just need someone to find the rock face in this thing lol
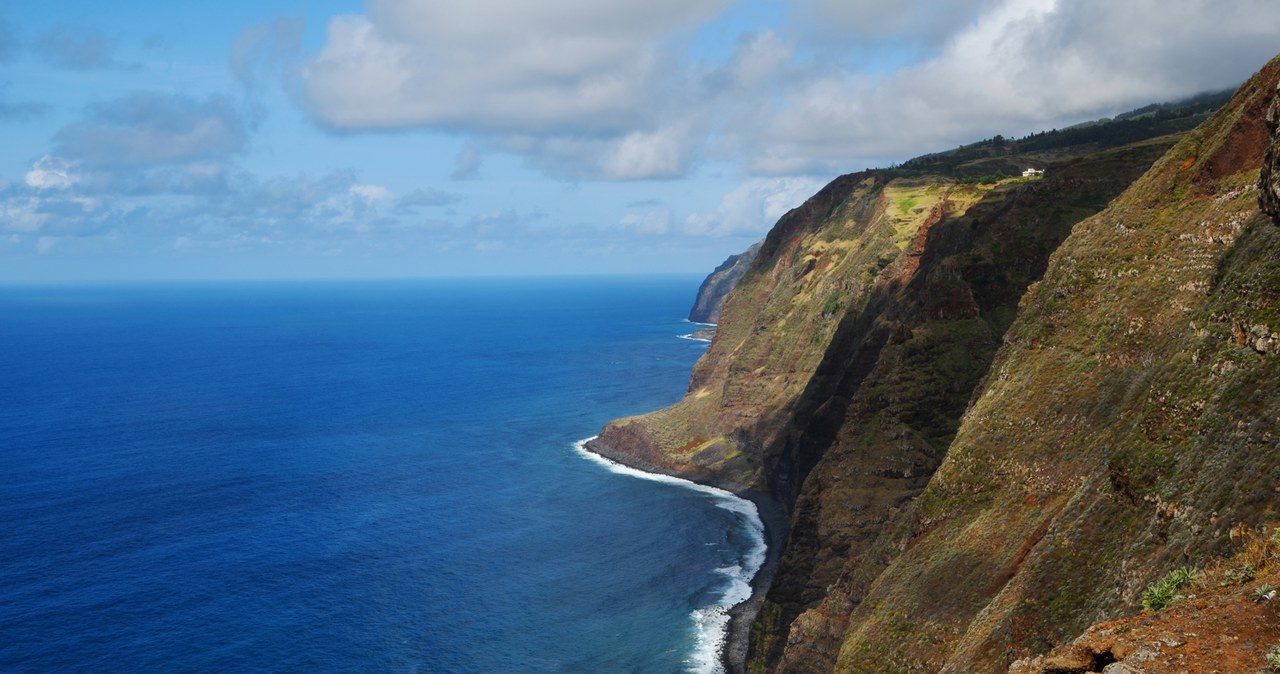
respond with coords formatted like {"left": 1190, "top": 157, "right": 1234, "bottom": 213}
{"left": 752, "top": 136, "right": 1180, "bottom": 674}
{"left": 820, "top": 55, "right": 1280, "bottom": 673}
{"left": 1010, "top": 552, "right": 1280, "bottom": 674}
{"left": 591, "top": 172, "right": 1001, "bottom": 492}
{"left": 595, "top": 53, "right": 1280, "bottom": 674}
{"left": 1262, "top": 81, "right": 1280, "bottom": 223}
{"left": 689, "top": 242, "right": 762, "bottom": 324}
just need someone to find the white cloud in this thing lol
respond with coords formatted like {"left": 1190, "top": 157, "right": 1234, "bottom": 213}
{"left": 300, "top": 0, "right": 728, "bottom": 133}
{"left": 299, "top": 0, "right": 735, "bottom": 179}
{"left": 25, "top": 156, "right": 78, "bottom": 190}
{"left": 1, "top": 197, "right": 49, "bottom": 232}
{"left": 600, "top": 128, "right": 694, "bottom": 181}
{"left": 295, "top": 0, "right": 1280, "bottom": 181}
{"left": 619, "top": 209, "right": 672, "bottom": 236}
{"left": 683, "top": 177, "right": 823, "bottom": 237}
{"left": 743, "top": 0, "right": 1280, "bottom": 174}
{"left": 350, "top": 183, "right": 392, "bottom": 202}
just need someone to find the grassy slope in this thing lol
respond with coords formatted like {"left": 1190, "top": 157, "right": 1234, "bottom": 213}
{"left": 827, "top": 55, "right": 1280, "bottom": 674}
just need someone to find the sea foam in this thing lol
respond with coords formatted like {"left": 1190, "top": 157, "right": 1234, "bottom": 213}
{"left": 574, "top": 437, "right": 767, "bottom": 674}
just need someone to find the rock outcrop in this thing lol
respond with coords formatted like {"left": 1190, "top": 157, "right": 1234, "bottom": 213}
{"left": 596, "top": 52, "right": 1280, "bottom": 674}
{"left": 1262, "top": 80, "right": 1280, "bottom": 223}
{"left": 1010, "top": 530, "right": 1280, "bottom": 674}
{"left": 690, "top": 242, "right": 762, "bottom": 324}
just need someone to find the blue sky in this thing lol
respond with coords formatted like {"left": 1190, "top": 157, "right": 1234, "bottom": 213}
{"left": 2, "top": 0, "right": 1279, "bottom": 281}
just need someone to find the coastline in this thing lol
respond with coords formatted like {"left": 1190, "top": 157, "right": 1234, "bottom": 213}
{"left": 578, "top": 436, "right": 788, "bottom": 674}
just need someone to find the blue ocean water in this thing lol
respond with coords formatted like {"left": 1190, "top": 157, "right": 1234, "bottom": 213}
{"left": 0, "top": 278, "right": 761, "bottom": 673}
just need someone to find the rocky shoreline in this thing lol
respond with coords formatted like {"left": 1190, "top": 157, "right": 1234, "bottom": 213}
{"left": 583, "top": 437, "right": 788, "bottom": 674}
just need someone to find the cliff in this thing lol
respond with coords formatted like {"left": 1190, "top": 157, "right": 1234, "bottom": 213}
{"left": 593, "top": 53, "right": 1280, "bottom": 674}
{"left": 690, "top": 242, "right": 762, "bottom": 324}
{"left": 810, "top": 56, "right": 1280, "bottom": 673}
{"left": 590, "top": 171, "right": 1002, "bottom": 493}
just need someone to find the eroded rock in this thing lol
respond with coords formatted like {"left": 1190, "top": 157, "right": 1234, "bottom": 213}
{"left": 1261, "top": 81, "right": 1280, "bottom": 223}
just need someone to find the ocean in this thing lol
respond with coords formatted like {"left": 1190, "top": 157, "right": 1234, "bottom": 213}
{"left": 0, "top": 278, "right": 764, "bottom": 673}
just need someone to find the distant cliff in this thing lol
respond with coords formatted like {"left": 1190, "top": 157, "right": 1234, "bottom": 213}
{"left": 593, "top": 53, "right": 1280, "bottom": 674}
{"left": 689, "top": 242, "right": 761, "bottom": 324}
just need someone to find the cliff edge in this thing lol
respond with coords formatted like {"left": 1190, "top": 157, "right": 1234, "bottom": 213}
{"left": 690, "top": 243, "right": 762, "bottom": 324}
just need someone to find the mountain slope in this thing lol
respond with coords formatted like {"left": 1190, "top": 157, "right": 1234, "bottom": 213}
{"left": 821, "top": 55, "right": 1280, "bottom": 674}
{"left": 591, "top": 53, "right": 1280, "bottom": 674}
{"left": 749, "top": 134, "right": 1180, "bottom": 674}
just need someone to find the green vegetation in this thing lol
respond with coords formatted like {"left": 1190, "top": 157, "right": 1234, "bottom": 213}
{"left": 1266, "top": 644, "right": 1280, "bottom": 671}
{"left": 957, "top": 171, "right": 1011, "bottom": 185}
{"left": 1141, "top": 567, "right": 1197, "bottom": 611}
{"left": 1254, "top": 584, "right": 1276, "bottom": 602}
{"left": 889, "top": 89, "right": 1231, "bottom": 179}
{"left": 821, "top": 292, "right": 842, "bottom": 317}
{"left": 1222, "top": 564, "right": 1257, "bottom": 585}
{"left": 747, "top": 600, "right": 782, "bottom": 674}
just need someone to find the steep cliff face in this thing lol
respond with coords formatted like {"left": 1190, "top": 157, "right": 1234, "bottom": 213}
{"left": 690, "top": 243, "right": 762, "bottom": 324}
{"left": 750, "top": 136, "right": 1178, "bottom": 673}
{"left": 817, "top": 56, "right": 1280, "bottom": 673}
{"left": 590, "top": 174, "right": 1001, "bottom": 492}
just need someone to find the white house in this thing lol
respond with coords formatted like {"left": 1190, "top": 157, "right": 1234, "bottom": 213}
{"left": 1022, "top": 167, "right": 1045, "bottom": 177}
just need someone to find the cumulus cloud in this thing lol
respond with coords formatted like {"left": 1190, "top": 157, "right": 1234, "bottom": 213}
{"left": 744, "top": 0, "right": 1280, "bottom": 174}
{"left": 683, "top": 177, "right": 823, "bottom": 237}
{"left": 301, "top": 0, "right": 728, "bottom": 133}
{"left": 293, "top": 0, "right": 1280, "bottom": 182}
{"left": 34, "top": 23, "right": 120, "bottom": 70}
{"left": 493, "top": 124, "right": 700, "bottom": 180}
{"left": 299, "top": 0, "right": 735, "bottom": 179}
{"left": 25, "top": 156, "right": 78, "bottom": 190}
{"left": 54, "top": 92, "right": 251, "bottom": 168}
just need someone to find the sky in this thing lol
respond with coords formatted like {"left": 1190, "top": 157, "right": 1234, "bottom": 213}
{"left": 2, "top": 0, "right": 1279, "bottom": 281}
